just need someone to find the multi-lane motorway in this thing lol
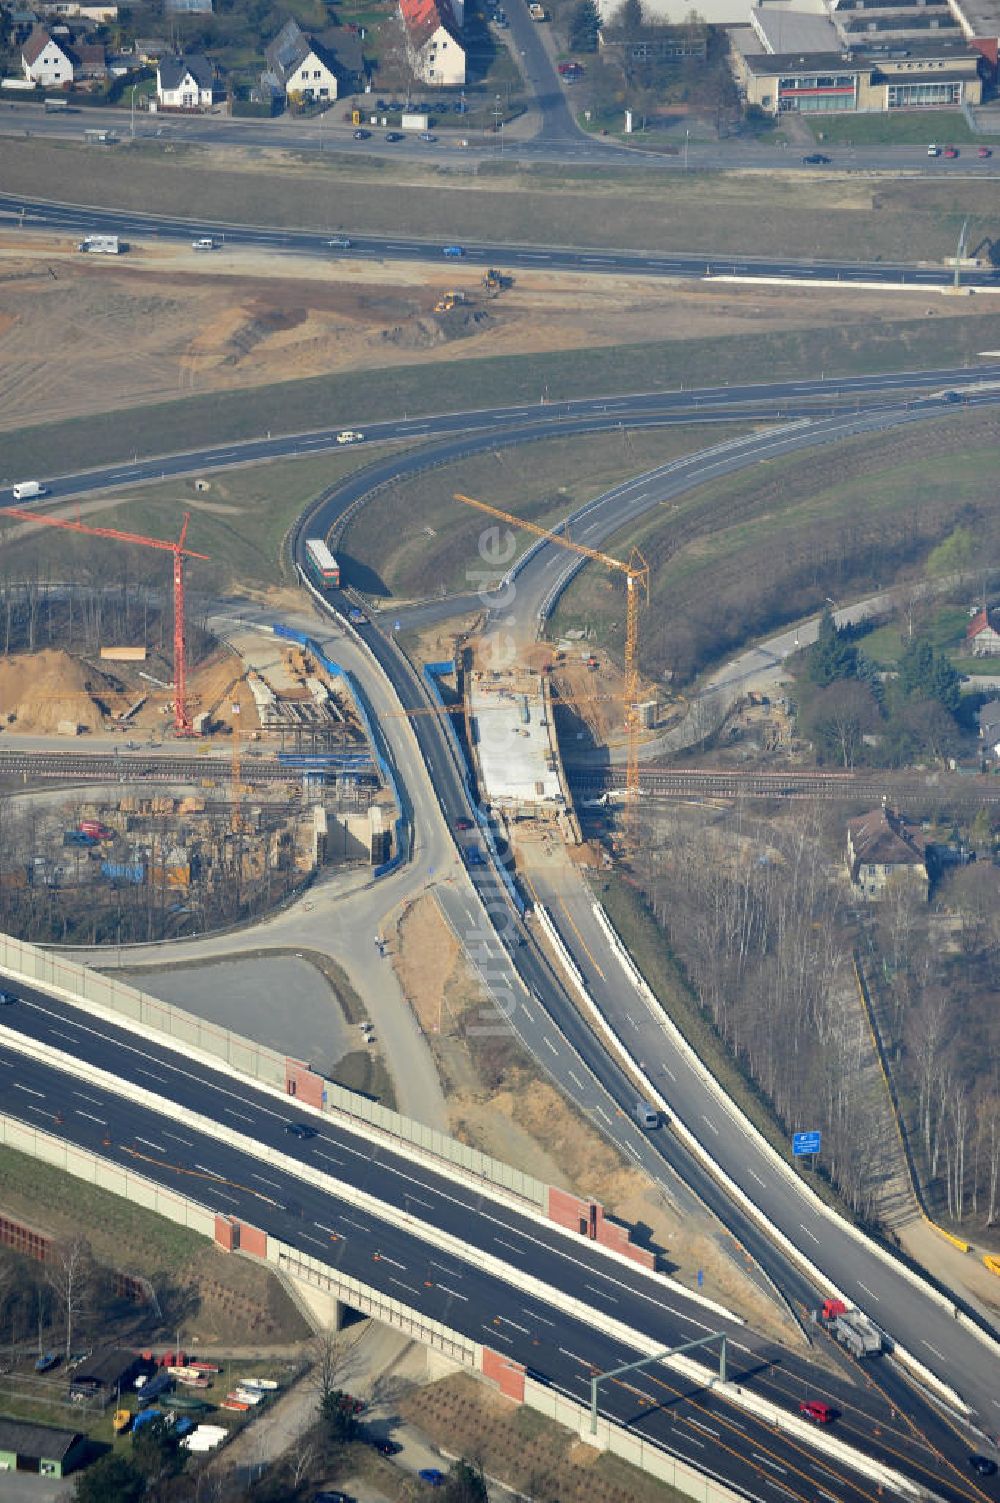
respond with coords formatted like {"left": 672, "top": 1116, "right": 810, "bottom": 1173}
{"left": 2, "top": 192, "right": 999, "bottom": 290}
{"left": 0, "top": 982, "right": 993, "bottom": 1503}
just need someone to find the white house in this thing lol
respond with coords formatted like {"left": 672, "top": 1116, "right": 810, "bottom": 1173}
{"left": 156, "top": 53, "right": 214, "bottom": 109}
{"left": 399, "top": 0, "right": 465, "bottom": 85}
{"left": 22, "top": 26, "right": 75, "bottom": 85}
{"left": 264, "top": 19, "right": 340, "bottom": 102}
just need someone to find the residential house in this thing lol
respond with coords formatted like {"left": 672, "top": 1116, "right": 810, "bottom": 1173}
{"left": 70, "top": 38, "right": 107, "bottom": 79}
{"left": 966, "top": 606, "right": 1000, "bottom": 656}
{"left": 156, "top": 52, "right": 215, "bottom": 108}
{"left": 36, "top": 2, "right": 118, "bottom": 18}
{"left": 263, "top": 19, "right": 340, "bottom": 103}
{"left": 846, "top": 805, "right": 928, "bottom": 900}
{"left": 977, "top": 699, "right": 1000, "bottom": 758}
{"left": 21, "top": 25, "right": 74, "bottom": 84}
{"left": 399, "top": 0, "right": 465, "bottom": 86}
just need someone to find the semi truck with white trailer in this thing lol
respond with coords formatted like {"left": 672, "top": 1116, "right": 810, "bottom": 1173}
{"left": 78, "top": 235, "right": 124, "bottom": 255}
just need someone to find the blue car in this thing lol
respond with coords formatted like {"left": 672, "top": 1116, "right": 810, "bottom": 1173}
{"left": 419, "top": 1469, "right": 445, "bottom": 1488}
{"left": 442, "top": 245, "right": 464, "bottom": 258}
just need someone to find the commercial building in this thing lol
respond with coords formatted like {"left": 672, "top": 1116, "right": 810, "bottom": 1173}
{"left": 731, "top": 31, "right": 983, "bottom": 110}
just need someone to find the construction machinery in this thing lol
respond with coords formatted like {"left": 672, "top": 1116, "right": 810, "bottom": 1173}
{"left": 0, "top": 508, "right": 208, "bottom": 735}
{"left": 452, "top": 491, "right": 649, "bottom": 834}
{"left": 481, "top": 268, "right": 513, "bottom": 296}
{"left": 434, "top": 289, "right": 466, "bottom": 313}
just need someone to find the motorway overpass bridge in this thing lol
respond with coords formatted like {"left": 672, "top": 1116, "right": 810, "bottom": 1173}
{"left": 0, "top": 938, "right": 989, "bottom": 1503}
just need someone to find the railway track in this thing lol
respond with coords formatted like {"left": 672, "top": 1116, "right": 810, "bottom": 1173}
{"left": 0, "top": 753, "right": 293, "bottom": 783}
{"left": 566, "top": 764, "right": 1000, "bottom": 804}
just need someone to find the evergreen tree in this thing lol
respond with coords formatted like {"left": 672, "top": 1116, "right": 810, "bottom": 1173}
{"left": 444, "top": 1458, "right": 489, "bottom": 1503}
{"left": 807, "top": 606, "right": 856, "bottom": 687}
{"left": 616, "top": 0, "right": 644, "bottom": 36}
{"left": 898, "top": 637, "right": 960, "bottom": 712}
{"left": 568, "top": 0, "right": 601, "bottom": 50}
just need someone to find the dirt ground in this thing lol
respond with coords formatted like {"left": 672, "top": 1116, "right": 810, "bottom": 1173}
{"left": 402, "top": 1372, "right": 688, "bottom": 1503}
{"left": 0, "top": 230, "right": 974, "bottom": 432}
{"left": 391, "top": 894, "right": 794, "bottom": 1337}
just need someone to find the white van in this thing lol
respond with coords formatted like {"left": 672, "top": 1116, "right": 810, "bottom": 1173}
{"left": 635, "top": 1101, "right": 660, "bottom": 1130}
{"left": 12, "top": 481, "right": 45, "bottom": 501}
{"left": 192, "top": 238, "right": 217, "bottom": 251}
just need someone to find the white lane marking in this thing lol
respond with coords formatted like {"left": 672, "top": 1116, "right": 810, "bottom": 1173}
{"left": 194, "top": 1162, "right": 221, "bottom": 1177}
{"left": 313, "top": 1151, "right": 343, "bottom": 1168}
{"left": 543, "top": 1037, "right": 558, "bottom": 1054}
{"left": 404, "top": 1193, "right": 434, "bottom": 1210}
{"left": 13, "top": 1084, "right": 44, "bottom": 1098}
{"left": 437, "top": 1284, "right": 467, "bottom": 1302}
{"left": 688, "top": 1419, "right": 719, "bottom": 1438}
{"left": 377, "top": 1253, "right": 406, "bottom": 1270}
{"left": 798, "top": 1223, "right": 820, "bottom": 1245}
{"left": 223, "top": 1107, "right": 254, "bottom": 1123}
{"left": 922, "top": 1341, "right": 945, "bottom": 1361}
{"left": 389, "top": 1277, "right": 421, "bottom": 1296}
{"left": 497, "top": 1316, "right": 530, "bottom": 1334}
{"left": 135, "top": 1136, "right": 166, "bottom": 1153}
{"left": 340, "top": 1216, "right": 368, "bottom": 1232}
{"left": 495, "top": 1237, "right": 523, "bottom": 1255}
{"left": 523, "top": 1308, "right": 555, "bottom": 1326}
{"left": 700, "top": 1114, "right": 719, "bottom": 1135}
{"left": 662, "top": 1064, "right": 676, "bottom": 1082}
{"left": 430, "top": 1259, "right": 461, "bottom": 1277}
{"left": 301, "top": 1233, "right": 327, "bottom": 1249}
{"left": 136, "top": 1067, "right": 168, "bottom": 1083}
{"left": 753, "top": 1454, "right": 787, "bottom": 1474}
{"left": 211, "top": 1190, "right": 238, "bottom": 1205}
{"left": 314, "top": 1223, "right": 339, "bottom": 1236}
{"left": 487, "top": 1327, "right": 513, "bottom": 1343}
{"left": 748, "top": 1168, "right": 765, "bottom": 1186}
{"left": 623, "top": 1141, "right": 641, "bottom": 1162}
{"left": 584, "top": 1283, "right": 617, "bottom": 1303}
{"left": 680, "top": 1433, "right": 705, "bottom": 1449}
{"left": 568, "top": 1070, "right": 584, "bottom": 1089}
{"left": 857, "top": 1282, "right": 879, "bottom": 1302}
{"left": 49, "top": 1029, "right": 81, "bottom": 1045}
{"left": 74, "top": 1090, "right": 103, "bottom": 1104}
{"left": 558, "top": 1347, "right": 589, "bottom": 1364}
{"left": 594, "top": 1106, "right": 611, "bottom": 1125}
{"left": 253, "top": 1173, "right": 283, "bottom": 1189}
{"left": 163, "top": 1130, "right": 193, "bottom": 1146}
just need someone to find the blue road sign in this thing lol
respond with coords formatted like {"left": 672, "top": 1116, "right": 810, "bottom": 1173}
{"left": 697, "top": 1269, "right": 704, "bottom": 1289}
{"left": 793, "top": 1130, "right": 822, "bottom": 1157}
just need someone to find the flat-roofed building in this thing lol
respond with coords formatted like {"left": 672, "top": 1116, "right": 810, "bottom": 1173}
{"left": 732, "top": 33, "right": 982, "bottom": 109}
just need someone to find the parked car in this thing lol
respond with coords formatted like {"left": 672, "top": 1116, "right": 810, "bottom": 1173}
{"left": 285, "top": 1122, "right": 318, "bottom": 1140}
{"left": 927, "top": 143, "right": 941, "bottom": 156}
{"left": 348, "top": 607, "right": 367, "bottom": 624}
{"left": 385, "top": 131, "right": 403, "bottom": 142}
{"left": 418, "top": 1470, "right": 445, "bottom": 1488}
{"left": 371, "top": 1437, "right": 402, "bottom": 1456}
{"left": 978, "top": 146, "right": 992, "bottom": 158}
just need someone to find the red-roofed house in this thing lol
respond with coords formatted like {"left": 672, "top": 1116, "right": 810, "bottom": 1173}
{"left": 399, "top": 0, "right": 465, "bottom": 85}
{"left": 966, "top": 607, "right": 1000, "bottom": 657}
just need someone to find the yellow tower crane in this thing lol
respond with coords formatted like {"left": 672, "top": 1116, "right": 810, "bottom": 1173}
{"left": 453, "top": 492, "right": 650, "bottom": 834}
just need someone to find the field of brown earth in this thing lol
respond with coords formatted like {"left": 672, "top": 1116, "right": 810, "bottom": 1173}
{"left": 0, "top": 230, "right": 973, "bottom": 432}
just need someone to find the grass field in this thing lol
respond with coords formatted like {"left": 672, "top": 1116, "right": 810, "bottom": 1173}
{"left": 340, "top": 425, "right": 749, "bottom": 599}
{"left": 858, "top": 604, "right": 970, "bottom": 665}
{"left": 809, "top": 113, "right": 1000, "bottom": 147}
{"left": 4, "top": 134, "right": 1000, "bottom": 267}
{"left": 5, "top": 305, "right": 999, "bottom": 483}
{"left": 0, "top": 448, "right": 413, "bottom": 593}
{"left": 549, "top": 410, "right": 1000, "bottom": 683}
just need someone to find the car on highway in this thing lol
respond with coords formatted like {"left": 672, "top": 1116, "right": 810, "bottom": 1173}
{"left": 327, "top": 236, "right": 352, "bottom": 249}
{"left": 419, "top": 131, "right": 437, "bottom": 142}
{"left": 801, "top": 153, "right": 830, "bottom": 165}
{"left": 978, "top": 146, "right": 992, "bottom": 158}
{"left": 463, "top": 845, "right": 486, "bottom": 866}
{"left": 970, "top": 1458, "right": 998, "bottom": 1477}
{"left": 799, "top": 1400, "right": 835, "bottom": 1424}
{"left": 0, "top": 991, "right": 16, "bottom": 1006}
{"left": 353, "top": 128, "right": 371, "bottom": 140}
{"left": 192, "top": 237, "right": 217, "bottom": 251}
{"left": 348, "top": 607, "right": 367, "bottom": 624}
{"left": 385, "top": 131, "right": 403, "bottom": 142}
{"left": 443, "top": 244, "right": 465, "bottom": 257}
{"left": 943, "top": 145, "right": 959, "bottom": 158}
{"left": 337, "top": 430, "right": 364, "bottom": 444}
{"left": 927, "top": 143, "right": 941, "bottom": 156}
{"left": 454, "top": 817, "right": 473, "bottom": 830}
{"left": 285, "top": 1122, "right": 318, "bottom": 1140}
{"left": 418, "top": 1470, "right": 445, "bottom": 1488}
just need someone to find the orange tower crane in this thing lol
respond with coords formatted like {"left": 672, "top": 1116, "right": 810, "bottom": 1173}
{"left": 0, "top": 509, "right": 209, "bottom": 735}
{"left": 453, "top": 491, "right": 650, "bottom": 830}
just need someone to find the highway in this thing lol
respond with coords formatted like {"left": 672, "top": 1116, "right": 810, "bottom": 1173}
{"left": 0, "top": 991, "right": 992, "bottom": 1503}
{"left": 2, "top": 192, "right": 1000, "bottom": 291}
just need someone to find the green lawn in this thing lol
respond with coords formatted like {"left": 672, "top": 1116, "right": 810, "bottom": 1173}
{"left": 810, "top": 113, "right": 1000, "bottom": 147}
{"left": 859, "top": 604, "right": 970, "bottom": 666}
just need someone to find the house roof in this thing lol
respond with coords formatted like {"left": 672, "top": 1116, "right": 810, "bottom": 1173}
{"left": 0, "top": 1419, "right": 83, "bottom": 1463}
{"left": 978, "top": 699, "right": 1000, "bottom": 732}
{"left": 265, "top": 18, "right": 341, "bottom": 83}
{"left": 22, "top": 25, "right": 66, "bottom": 64}
{"left": 967, "top": 606, "right": 1000, "bottom": 639}
{"left": 847, "top": 806, "right": 926, "bottom": 878}
{"left": 399, "top": 0, "right": 461, "bottom": 51}
{"left": 158, "top": 52, "right": 213, "bottom": 90}
{"left": 71, "top": 41, "right": 106, "bottom": 71}
{"left": 71, "top": 1347, "right": 141, "bottom": 1387}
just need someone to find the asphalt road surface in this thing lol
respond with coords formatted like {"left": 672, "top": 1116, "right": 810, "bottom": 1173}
{"left": 2, "top": 192, "right": 999, "bottom": 290}
{"left": 0, "top": 997, "right": 992, "bottom": 1503}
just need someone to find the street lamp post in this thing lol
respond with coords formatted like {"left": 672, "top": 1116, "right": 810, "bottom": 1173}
{"left": 684, "top": 126, "right": 690, "bottom": 170}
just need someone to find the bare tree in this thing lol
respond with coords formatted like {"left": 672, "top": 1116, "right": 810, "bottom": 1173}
{"left": 45, "top": 1236, "right": 94, "bottom": 1360}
